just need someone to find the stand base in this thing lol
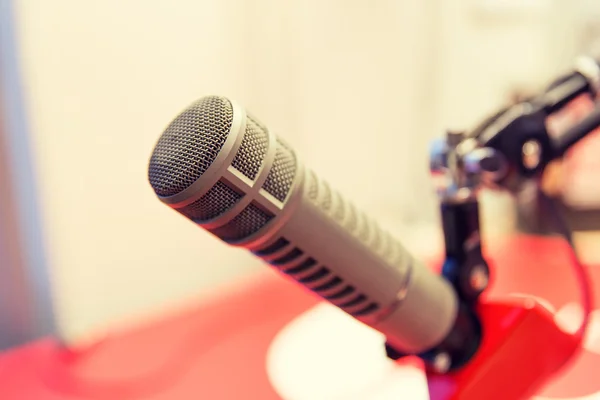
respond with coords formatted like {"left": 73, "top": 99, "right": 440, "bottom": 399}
{"left": 426, "top": 298, "right": 579, "bottom": 400}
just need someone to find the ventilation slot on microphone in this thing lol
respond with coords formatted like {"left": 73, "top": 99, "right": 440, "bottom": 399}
{"left": 254, "top": 237, "right": 290, "bottom": 256}
{"left": 175, "top": 180, "right": 243, "bottom": 222}
{"left": 271, "top": 247, "right": 304, "bottom": 266}
{"left": 268, "top": 250, "right": 380, "bottom": 318}
{"left": 231, "top": 116, "right": 268, "bottom": 180}
{"left": 312, "top": 276, "right": 342, "bottom": 292}
{"left": 338, "top": 294, "right": 367, "bottom": 309}
{"left": 262, "top": 139, "right": 297, "bottom": 202}
{"left": 324, "top": 285, "right": 355, "bottom": 301}
{"left": 298, "top": 267, "right": 329, "bottom": 284}
{"left": 283, "top": 257, "right": 317, "bottom": 275}
{"left": 210, "top": 203, "right": 273, "bottom": 241}
{"left": 352, "top": 303, "right": 380, "bottom": 317}
{"left": 337, "top": 292, "right": 379, "bottom": 317}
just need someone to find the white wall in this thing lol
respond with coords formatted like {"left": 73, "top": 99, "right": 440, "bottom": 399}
{"left": 10, "top": 0, "right": 593, "bottom": 345}
{"left": 13, "top": 0, "right": 262, "bottom": 344}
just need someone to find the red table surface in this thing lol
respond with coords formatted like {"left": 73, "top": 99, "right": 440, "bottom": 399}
{"left": 0, "top": 234, "right": 598, "bottom": 400}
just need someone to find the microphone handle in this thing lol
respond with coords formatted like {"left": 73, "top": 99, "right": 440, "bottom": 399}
{"left": 226, "top": 159, "right": 476, "bottom": 361}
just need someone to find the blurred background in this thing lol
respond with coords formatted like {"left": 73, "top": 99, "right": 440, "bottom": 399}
{"left": 1, "top": 0, "right": 600, "bottom": 350}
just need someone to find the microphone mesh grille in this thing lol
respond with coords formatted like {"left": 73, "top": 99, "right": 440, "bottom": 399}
{"left": 148, "top": 96, "right": 233, "bottom": 197}
{"left": 175, "top": 180, "right": 242, "bottom": 222}
{"left": 210, "top": 203, "right": 274, "bottom": 241}
{"left": 231, "top": 116, "right": 269, "bottom": 180}
{"left": 262, "top": 139, "right": 297, "bottom": 201}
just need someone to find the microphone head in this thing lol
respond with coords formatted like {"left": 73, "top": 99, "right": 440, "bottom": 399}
{"left": 147, "top": 95, "right": 298, "bottom": 243}
{"left": 148, "top": 96, "right": 234, "bottom": 198}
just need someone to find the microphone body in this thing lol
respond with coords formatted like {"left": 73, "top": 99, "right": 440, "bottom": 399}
{"left": 148, "top": 96, "right": 459, "bottom": 355}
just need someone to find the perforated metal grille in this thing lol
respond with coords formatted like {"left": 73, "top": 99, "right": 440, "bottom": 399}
{"left": 148, "top": 96, "right": 233, "bottom": 197}
{"left": 262, "top": 139, "right": 297, "bottom": 202}
{"left": 175, "top": 181, "right": 242, "bottom": 222}
{"left": 248, "top": 113, "right": 268, "bottom": 134}
{"left": 231, "top": 116, "right": 268, "bottom": 180}
{"left": 210, "top": 203, "right": 273, "bottom": 241}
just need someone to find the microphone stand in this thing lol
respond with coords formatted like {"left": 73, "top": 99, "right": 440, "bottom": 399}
{"left": 405, "top": 55, "right": 600, "bottom": 399}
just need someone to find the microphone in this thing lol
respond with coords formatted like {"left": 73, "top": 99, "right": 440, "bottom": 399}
{"left": 147, "top": 95, "right": 476, "bottom": 361}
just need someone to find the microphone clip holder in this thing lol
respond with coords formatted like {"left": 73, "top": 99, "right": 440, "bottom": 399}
{"left": 415, "top": 128, "right": 582, "bottom": 399}
{"left": 413, "top": 54, "right": 600, "bottom": 399}
{"left": 429, "top": 130, "right": 504, "bottom": 303}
